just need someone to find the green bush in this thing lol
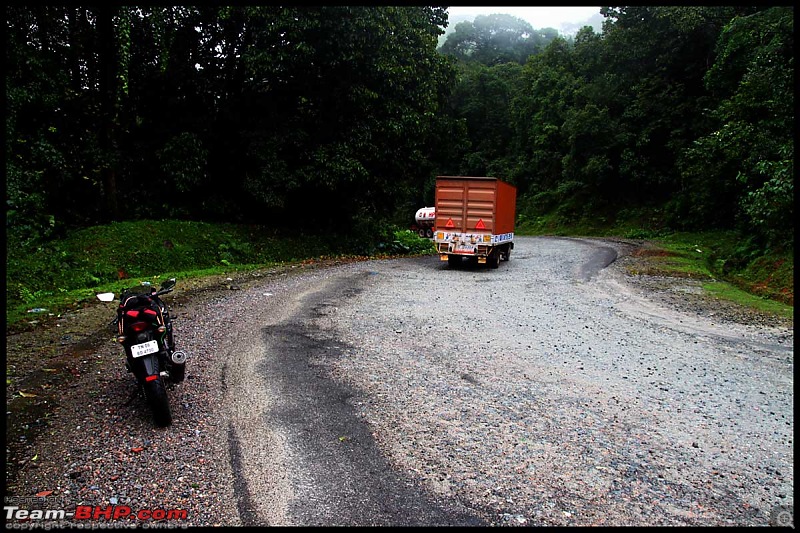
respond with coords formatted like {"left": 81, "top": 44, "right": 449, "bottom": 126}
{"left": 383, "top": 229, "right": 436, "bottom": 255}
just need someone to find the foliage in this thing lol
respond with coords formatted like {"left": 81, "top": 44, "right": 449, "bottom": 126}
{"left": 377, "top": 229, "right": 436, "bottom": 256}
{"left": 653, "top": 231, "right": 793, "bottom": 308}
{"left": 510, "top": 37, "right": 578, "bottom": 195}
{"left": 446, "top": 61, "right": 524, "bottom": 178}
{"left": 5, "top": 6, "right": 457, "bottom": 237}
{"left": 689, "top": 6, "right": 793, "bottom": 251}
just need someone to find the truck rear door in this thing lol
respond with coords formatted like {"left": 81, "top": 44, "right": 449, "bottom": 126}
{"left": 435, "top": 178, "right": 497, "bottom": 234}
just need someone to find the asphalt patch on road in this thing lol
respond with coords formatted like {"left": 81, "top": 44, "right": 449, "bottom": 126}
{"left": 235, "top": 273, "right": 487, "bottom": 526}
{"left": 555, "top": 237, "right": 620, "bottom": 280}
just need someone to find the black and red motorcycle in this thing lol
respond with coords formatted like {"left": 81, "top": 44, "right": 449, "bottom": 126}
{"left": 97, "top": 278, "right": 186, "bottom": 427}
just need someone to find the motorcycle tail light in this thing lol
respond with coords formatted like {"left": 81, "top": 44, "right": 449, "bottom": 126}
{"left": 131, "top": 321, "right": 149, "bottom": 333}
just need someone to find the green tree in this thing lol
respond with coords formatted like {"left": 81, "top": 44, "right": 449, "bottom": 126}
{"left": 6, "top": 6, "right": 458, "bottom": 234}
{"left": 679, "top": 6, "right": 793, "bottom": 250}
{"left": 221, "top": 6, "right": 455, "bottom": 228}
{"left": 447, "top": 61, "right": 523, "bottom": 178}
{"left": 510, "top": 37, "right": 578, "bottom": 197}
{"left": 6, "top": 7, "right": 106, "bottom": 243}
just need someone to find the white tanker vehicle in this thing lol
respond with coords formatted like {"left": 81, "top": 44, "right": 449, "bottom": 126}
{"left": 413, "top": 207, "right": 436, "bottom": 238}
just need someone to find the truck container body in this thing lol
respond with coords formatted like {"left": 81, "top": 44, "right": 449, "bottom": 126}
{"left": 433, "top": 176, "right": 516, "bottom": 268}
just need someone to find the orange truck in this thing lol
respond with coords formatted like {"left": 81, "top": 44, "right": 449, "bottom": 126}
{"left": 433, "top": 176, "right": 517, "bottom": 268}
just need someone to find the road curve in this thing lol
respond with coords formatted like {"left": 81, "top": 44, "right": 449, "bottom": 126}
{"left": 219, "top": 236, "right": 793, "bottom": 526}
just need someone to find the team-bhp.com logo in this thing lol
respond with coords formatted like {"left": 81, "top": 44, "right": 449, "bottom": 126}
{"left": 5, "top": 500, "right": 188, "bottom": 529}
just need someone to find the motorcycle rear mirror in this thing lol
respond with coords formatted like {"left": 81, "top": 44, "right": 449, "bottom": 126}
{"left": 160, "top": 278, "right": 176, "bottom": 291}
{"left": 97, "top": 292, "right": 116, "bottom": 302}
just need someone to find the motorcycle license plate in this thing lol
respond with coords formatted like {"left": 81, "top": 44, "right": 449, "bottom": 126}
{"left": 131, "top": 340, "right": 159, "bottom": 358}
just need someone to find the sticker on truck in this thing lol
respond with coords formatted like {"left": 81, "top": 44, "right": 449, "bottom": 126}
{"left": 491, "top": 233, "right": 514, "bottom": 243}
{"left": 434, "top": 232, "right": 514, "bottom": 244}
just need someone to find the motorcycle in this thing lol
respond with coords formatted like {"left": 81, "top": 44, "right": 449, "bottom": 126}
{"left": 97, "top": 278, "right": 186, "bottom": 427}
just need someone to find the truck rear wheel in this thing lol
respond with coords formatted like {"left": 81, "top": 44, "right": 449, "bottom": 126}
{"left": 489, "top": 250, "right": 500, "bottom": 269}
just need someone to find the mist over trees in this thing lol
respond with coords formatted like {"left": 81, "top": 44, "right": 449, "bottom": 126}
{"left": 438, "top": 13, "right": 560, "bottom": 64}
{"left": 5, "top": 5, "right": 794, "bottom": 253}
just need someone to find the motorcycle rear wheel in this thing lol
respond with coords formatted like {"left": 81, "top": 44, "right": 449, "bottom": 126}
{"left": 143, "top": 377, "right": 172, "bottom": 427}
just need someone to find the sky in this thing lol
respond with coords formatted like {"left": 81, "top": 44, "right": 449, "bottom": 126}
{"left": 446, "top": 6, "right": 603, "bottom": 35}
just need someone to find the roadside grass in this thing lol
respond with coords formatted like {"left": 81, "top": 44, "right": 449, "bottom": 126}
{"left": 646, "top": 232, "right": 793, "bottom": 319}
{"left": 701, "top": 281, "right": 792, "bottom": 318}
{"left": 6, "top": 220, "right": 435, "bottom": 331}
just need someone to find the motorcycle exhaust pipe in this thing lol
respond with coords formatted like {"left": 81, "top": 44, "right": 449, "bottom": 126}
{"left": 170, "top": 350, "right": 187, "bottom": 365}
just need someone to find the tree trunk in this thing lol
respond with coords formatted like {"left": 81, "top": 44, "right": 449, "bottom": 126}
{"left": 97, "top": 6, "right": 119, "bottom": 219}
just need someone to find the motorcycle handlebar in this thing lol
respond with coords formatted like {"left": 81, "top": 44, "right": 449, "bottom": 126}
{"left": 151, "top": 286, "right": 174, "bottom": 298}
{"left": 121, "top": 280, "right": 176, "bottom": 301}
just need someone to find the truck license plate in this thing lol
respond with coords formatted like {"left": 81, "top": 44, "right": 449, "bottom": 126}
{"left": 131, "top": 340, "right": 159, "bottom": 358}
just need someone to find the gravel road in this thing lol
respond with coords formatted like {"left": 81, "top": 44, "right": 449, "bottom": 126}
{"left": 5, "top": 236, "right": 794, "bottom": 527}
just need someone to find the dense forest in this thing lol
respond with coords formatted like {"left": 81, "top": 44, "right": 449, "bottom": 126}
{"left": 5, "top": 6, "right": 794, "bottom": 255}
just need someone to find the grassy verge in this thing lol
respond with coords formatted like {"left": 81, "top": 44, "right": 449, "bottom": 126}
{"left": 6, "top": 220, "right": 435, "bottom": 331}
{"left": 629, "top": 232, "right": 793, "bottom": 320}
